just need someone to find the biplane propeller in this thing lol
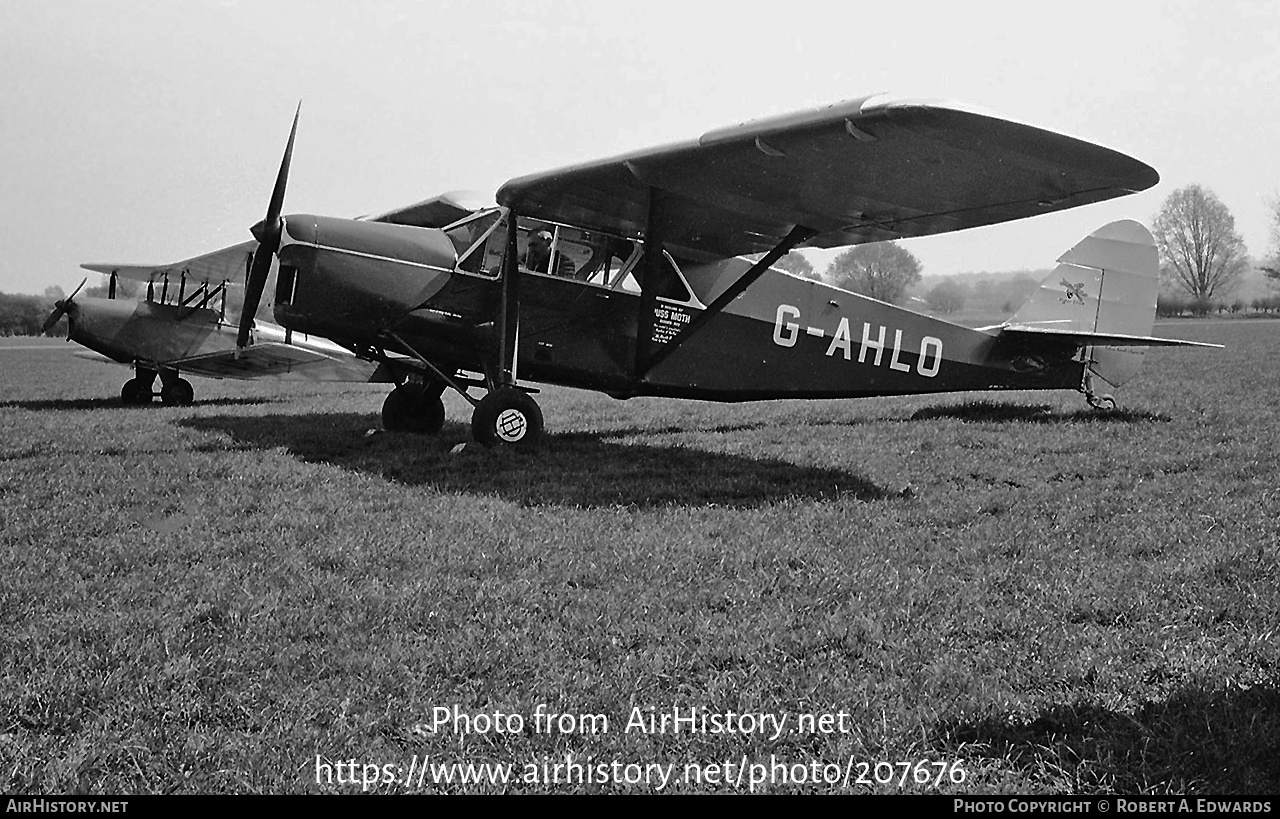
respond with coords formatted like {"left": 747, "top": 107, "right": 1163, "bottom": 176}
{"left": 41, "top": 277, "right": 86, "bottom": 335}
{"left": 95, "top": 94, "right": 1223, "bottom": 446}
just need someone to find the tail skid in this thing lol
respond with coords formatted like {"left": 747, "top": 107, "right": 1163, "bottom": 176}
{"left": 999, "top": 220, "right": 1220, "bottom": 405}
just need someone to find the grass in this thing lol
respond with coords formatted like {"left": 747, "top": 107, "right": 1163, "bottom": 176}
{"left": 1, "top": 322, "right": 1277, "bottom": 794}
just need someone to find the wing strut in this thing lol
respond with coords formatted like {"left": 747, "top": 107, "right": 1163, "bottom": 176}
{"left": 641, "top": 224, "right": 817, "bottom": 377}
{"left": 634, "top": 188, "right": 671, "bottom": 377}
{"left": 385, "top": 331, "right": 482, "bottom": 408}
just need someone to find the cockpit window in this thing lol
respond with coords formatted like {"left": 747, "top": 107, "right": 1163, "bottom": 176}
{"left": 443, "top": 209, "right": 504, "bottom": 276}
{"left": 470, "top": 215, "right": 698, "bottom": 305}
{"left": 624, "top": 250, "right": 695, "bottom": 304}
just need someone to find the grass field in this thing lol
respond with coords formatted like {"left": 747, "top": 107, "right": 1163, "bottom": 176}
{"left": 1, "top": 321, "right": 1277, "bottom": 794}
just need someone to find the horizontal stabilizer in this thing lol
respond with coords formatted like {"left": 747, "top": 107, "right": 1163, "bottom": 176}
{"left": 1000, "top": 325, "right": 1223, "bottom": 348}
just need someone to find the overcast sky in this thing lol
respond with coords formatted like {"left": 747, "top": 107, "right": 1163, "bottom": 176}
{"left": 2, "top": 0, "right": 1277, "bottom": 295}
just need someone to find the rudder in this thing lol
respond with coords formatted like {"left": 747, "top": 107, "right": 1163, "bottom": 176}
{"left": 1008, "top": 219, "right": 1158, "bottom": 388}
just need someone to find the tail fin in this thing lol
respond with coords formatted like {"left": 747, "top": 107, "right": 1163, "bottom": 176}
{"left": 1006, "top": 219, "right": 1168, "bottom": 389}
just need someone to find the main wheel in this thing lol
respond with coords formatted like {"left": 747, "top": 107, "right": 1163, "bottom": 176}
{"left": 471, "top": 388, "right": 543, "bottom": 449}
{"left": 382, "top": 384, "right": 446, "bottom": 434}
{"left": 160, "top": 378, "right": 194, "bottom": 406}
{"left": 121, "top": 377, "right": 153, "bottom": 406}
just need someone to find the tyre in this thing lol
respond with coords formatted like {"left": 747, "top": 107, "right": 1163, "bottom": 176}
{"left": 121, "top": 377, "right": 153, "bottom": 406}
{"left": 471, "top": 388, "right": 543, "bottom": 449}
{"left": 160, "top": 378, "right": 194, "bottom": 406}
{"left": 382, "top": 385, "right": 446, "bottom": 434}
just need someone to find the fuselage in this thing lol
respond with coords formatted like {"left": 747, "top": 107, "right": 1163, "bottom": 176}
{"left": 67, "top": 297, "right": 228, "bottom": 365}
{"left": 63, "top": 295, "right": 378, "bottom": 382}
{"left": 272, "top": 211, "right": 1086, "bottom": 401}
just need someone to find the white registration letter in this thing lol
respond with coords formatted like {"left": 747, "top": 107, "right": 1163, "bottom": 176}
{"left": 859, "top": 323, "right": 886, "bottom": 366}
{"left": 889, "top": 329, "right": 912, "bottom": 372}
{"left": 826, "top": 318, "right": 851, "bottom": 359}
{"left": 773, "top": 304, "right": 800, "bottom": 347}
{"left": 917, "top": 336, "right": 943, "bottom": 377}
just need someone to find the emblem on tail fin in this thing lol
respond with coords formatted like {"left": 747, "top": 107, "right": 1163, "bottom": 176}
{"left": 1060, "top": 279, "right": 1088, "bottom": 305}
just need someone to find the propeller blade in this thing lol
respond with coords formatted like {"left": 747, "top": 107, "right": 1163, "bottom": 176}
{"left": 237, "top": 243, "right": 275, "bottom": 348}
{"left": 41, "top": 302, "right": 67, "bottom": 336}
{"left": 41, "top": 277, "right": 87, "bottom": 336}
{"left": 238, "top": 102, "right": 301, "bottom": 349}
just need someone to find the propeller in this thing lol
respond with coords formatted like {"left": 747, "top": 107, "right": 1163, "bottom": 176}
{"left": 41, "top": 277, "right": 87, "bottom": 336}
{"left": 237, "top": 102, "right": 301, "bottom": 349}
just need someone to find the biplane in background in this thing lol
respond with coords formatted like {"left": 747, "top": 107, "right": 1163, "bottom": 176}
{"left": 102, "top": 94, "right": 1221, "bottom": 444}
{"left": 56, "top": 195, "right": 485, "bottom": 404}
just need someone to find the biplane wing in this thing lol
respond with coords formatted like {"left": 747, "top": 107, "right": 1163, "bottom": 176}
{"left": 81, "top": 192, "right": 490, "bottom": 288}
{"left": 82, "top": 240, "right": 257, "bottom": 287}
{"left": 163, "top": 329, "right": 389, "bottom": 383}
{"left": 497, "top": 94, "right": 1159, "bottom": 258}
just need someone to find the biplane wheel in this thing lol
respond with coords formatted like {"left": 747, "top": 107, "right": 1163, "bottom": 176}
{"left": 161, "top": 378, "right": 194, "bottom": 406}
{"left": 471, "top": 388, "right": 543, "bottom": 449}
{"left": 382, "top": 384, "right": 446, "bottom": 434}
{"left": 120, "top": 377, "right": 153, "bottom": 406}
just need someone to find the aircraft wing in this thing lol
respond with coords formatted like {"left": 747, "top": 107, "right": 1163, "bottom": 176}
{"left": 166, "top": 342, "right": 385, "bottom": 382}
{"left": 82, "top": 240, "right": 257, "bottom": 286}
{"left": 362, "top": 190, "right": 492, "bottom": 227}
{"left": 497, "top": 94, "right": 1160, "bottom": 258}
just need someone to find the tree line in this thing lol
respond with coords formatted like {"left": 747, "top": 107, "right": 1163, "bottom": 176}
{"left": 0, "top": 288, "right": 64, "bottom": 336}
{"left": 0, "top": 278, "right": 139, "bottom": 336}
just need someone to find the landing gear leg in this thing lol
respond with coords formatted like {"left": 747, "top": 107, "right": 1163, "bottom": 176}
{"left": 121, "top": 369, "right": 157, "bottom": 406}
{"left": 465, "top": 214, "right": 543, "bottom": 450}
{"left": 382, "top": 382, "right": 446, "bottom": 434}
{"left": 1082, "top": 371, "right": 1117, "bottom": 410}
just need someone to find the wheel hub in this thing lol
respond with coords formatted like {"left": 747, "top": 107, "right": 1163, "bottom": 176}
{"left": 495, "top": 409, "right": 528, "bottom": 442}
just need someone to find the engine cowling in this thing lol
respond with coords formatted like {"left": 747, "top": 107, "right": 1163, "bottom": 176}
{"left": 274, "top": 214, "right": 456, "bottom": 344}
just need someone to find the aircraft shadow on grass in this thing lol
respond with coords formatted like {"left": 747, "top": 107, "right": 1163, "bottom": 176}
{"left": 934, "top": 685, "right": 1280, "bottom": 793}
{"left": 909, "top": 400, "right": 1172, "bottom": 425}
{"left": 181, "top": 412, "right": 893, "bottom": 508}
{"left": 0, "top": 396, "right": 283, "bottom": 412}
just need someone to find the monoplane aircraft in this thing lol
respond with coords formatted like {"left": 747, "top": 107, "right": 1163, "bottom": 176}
{"left": 99, "top": 94, "right": 1220, "bottom": 443}
{"left": 56, "top": 193, "right": 484, "bottom": 404}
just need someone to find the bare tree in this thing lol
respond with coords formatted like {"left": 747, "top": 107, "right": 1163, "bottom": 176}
{"left": 825, "top": 241, "right": 921, "bottom": 304}
{"left": 1152, "top": 184, "right": 1249, "bottom": 300}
